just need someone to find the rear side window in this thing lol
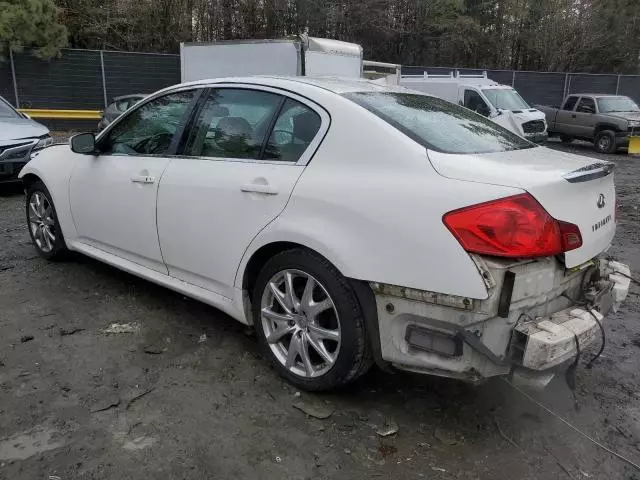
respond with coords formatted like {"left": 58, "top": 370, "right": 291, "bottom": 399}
{"left": 263, "top": 99, "right": 322, "bottom": 162}
{"left": 344, "top": 92, "right": 533, "bottom": 154}
{"left": 576, "top": 97, "right": 596, "bottom": 114}
{"left": 563, "top": 96, "right": 579, "bottom": 111}
{"left": 184, "top": 89, "right": 282, "bottom": 159}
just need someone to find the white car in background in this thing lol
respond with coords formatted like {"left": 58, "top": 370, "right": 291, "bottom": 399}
{"left": 19, "top": 77, "right": 630, "bottom": 391}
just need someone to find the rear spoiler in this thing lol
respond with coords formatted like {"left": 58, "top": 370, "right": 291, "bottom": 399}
{"left": 563, "top": 162, "right": 614, "bottom": 183}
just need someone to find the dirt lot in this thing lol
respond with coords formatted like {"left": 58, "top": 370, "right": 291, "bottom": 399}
{"left": 0, "top": 140, "right": 639, "bottom": 480}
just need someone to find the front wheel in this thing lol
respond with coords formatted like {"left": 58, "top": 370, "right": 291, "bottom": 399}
{"left": 252, "top": 249, "right": 372, "bottom": 391}
{"left": 560, "top": 135, "right": 573, "bottom": 144}
{"left": 26, "top": 181, "right": 67, "bottom": 260}
{"left": 594, "top": 130, "right": 617, "bottom": 154}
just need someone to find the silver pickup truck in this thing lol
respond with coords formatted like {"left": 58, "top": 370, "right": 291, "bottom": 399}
{"left": 538, "top": 94, "right": 640, "bottom": 153}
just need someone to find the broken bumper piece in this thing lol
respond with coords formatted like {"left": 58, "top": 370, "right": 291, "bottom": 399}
{"left": 371, "top": 258, "right": 631, "bottom": 387}
{"left": 512, "top": 307, "right": 604, "bottom": 371}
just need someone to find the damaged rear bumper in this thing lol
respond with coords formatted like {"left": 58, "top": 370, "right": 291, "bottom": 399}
{"left": 370, "top": 258, "right": 631, "bottom": 387}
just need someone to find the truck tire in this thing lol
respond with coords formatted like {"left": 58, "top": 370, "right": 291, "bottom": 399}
{"left": 560, "top": 135, "right": 573, "bottom": 144}
{"left": 594, "top": 130, "right": 617, "bottom": 154}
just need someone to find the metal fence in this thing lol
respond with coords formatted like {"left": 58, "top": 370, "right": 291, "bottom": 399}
{"left": 403, "top": 66, "right": 640, "bottom": 107}
{"left": 1, "top": 48, "right": 639, "bottom": 131}
{"left": 0, "top": 48, "right": 180, "bottom": 130}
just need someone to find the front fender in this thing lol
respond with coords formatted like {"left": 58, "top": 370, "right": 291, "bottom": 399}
{"left": 19, "top": 145, "right": 81, "bottom": 245}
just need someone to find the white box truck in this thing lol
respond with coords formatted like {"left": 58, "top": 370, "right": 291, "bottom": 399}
{"left": 180, "top": 36, "right": 363, "bottom": 82}
{"left": 400, "top": 70, "right": 548, "bottom": 142}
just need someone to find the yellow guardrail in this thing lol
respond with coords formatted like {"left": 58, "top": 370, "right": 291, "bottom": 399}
{"left": 18, "top": 109, "right": 103, "bottom": 120}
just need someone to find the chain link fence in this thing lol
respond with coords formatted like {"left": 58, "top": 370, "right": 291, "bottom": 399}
{"left": 1, "top": 48, "right": 639, "bottom": 130}
{"left": 403, "top": 66, "right": 640, "bottom": 107}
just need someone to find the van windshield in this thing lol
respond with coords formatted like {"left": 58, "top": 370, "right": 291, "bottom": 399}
{"left": 344, "top": 92, "right": 534, "bottom": 154}
{"left": 483, "top": 88, "right": 530, "bottom": 110}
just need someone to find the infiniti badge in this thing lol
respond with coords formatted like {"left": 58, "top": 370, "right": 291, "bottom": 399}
{"left": 597, "top": 193, "right": 606, "bottom": 209}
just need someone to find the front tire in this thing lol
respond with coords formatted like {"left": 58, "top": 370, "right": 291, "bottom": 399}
{"left": 560, "top": 135, "right": 573, "bottom": 144}
{"left": 594, "top": 130, "right": 617, "bottom": 154}
{"left": 26, "top": 181, "right": 67, "bottom": 260}
{"left": 252, "top": 248, "right": 372, "bottom": 391}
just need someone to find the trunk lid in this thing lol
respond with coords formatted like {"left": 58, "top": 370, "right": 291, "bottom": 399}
{"left": 428, "top": 146, "right": 616, "bottom": 268}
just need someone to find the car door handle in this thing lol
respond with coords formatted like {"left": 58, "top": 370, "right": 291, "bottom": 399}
{"left": 131, "top": 175, "right": 156, "bottom": 184}
{"left": 241, "top": 184, "right": 278, "bottom": 195}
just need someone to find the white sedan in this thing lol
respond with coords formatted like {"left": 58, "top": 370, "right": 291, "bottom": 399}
{"left": 20, "top": 77, "right": 630, "bottom": 391}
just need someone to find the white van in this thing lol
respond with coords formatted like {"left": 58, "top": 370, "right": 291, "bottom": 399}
{"left": 399, "top": 71, "right": 548, "bottom": 142}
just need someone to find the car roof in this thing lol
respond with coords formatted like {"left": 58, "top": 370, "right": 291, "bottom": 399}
{"left": 174, "top": 75, "right": 412, "bottom": 95}
{"left": 567, "top": 93, "right": 627, "bottom": 98}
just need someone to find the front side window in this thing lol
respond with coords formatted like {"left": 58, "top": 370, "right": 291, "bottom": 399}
{"left": 483, "top": 88, "right": 530, "bottom": 110}
{"left": 563, "top": 96, "right": 579, "bottom": 111}
{"left": 597, "top": 96, "right": 639, "bottom": 113}
{"left": 0, "top": 97, "right": 19, "bottom": 118}
{"left": 184, "top": 89, "right": 282, "bottom": 159}
{"left": 463, "top": 90, "right": 491, "bottom": 117}
{"left": 263, "top": 99, "right": 322, "bottom": 162}
{"left": 99, "top": 90, "right": 197, "bottom": 155}
{"left": 576, "top": 97, "right": 596, "bottom": 114}
{"left": 344, "top": 92, "right": 534, "bottom": 154}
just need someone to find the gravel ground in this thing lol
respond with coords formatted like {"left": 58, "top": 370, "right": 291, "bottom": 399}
{"left": 0, "top": 139, "right": 639, "bottom": 480}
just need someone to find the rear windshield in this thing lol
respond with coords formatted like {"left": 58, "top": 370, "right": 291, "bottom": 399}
{"left": 344, "top": 92, "right": 534, "bottom": 154}
{"left": 0, "top": 97, "right": 19, "bottom": 118}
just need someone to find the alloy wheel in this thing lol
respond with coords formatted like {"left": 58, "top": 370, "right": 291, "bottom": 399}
{"left": 260, "top": 269, "right": 341, "bottom": 378}
{"left": 28, "top": 192, "right": 56, "bottom": 253}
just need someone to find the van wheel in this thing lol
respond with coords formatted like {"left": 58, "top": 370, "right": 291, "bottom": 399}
{"left": 560, "top": 135, "right": 573, "bottom": 144}
{"left": 252, "top": 248, "right": 372, "bottom": 391}
{"left": 594, "top": 130, "right": 616, "bottom": 154}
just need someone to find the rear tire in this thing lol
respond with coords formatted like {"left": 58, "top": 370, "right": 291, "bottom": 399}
{"left": 594, "top": 130, "right": 617, "bottom": 154}
{"left": 25, "top": 181, "right": 67, "bottom": 261}
{"left": 252, "top": 248, "right": 372, "bottom": 391}
{"left": 560, "top": 135, "right": 573, "bottom": 144}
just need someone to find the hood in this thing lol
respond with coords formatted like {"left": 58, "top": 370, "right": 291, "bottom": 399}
{"left": 605, "top": 111, "right": 640, "bottom": 122}
{"left": 0, "top": 118, "right": 49, "bottom": 142}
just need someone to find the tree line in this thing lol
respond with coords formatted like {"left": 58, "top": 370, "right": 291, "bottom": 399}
{"left": 3, "top": 0, "right": 640, "bottom": 73}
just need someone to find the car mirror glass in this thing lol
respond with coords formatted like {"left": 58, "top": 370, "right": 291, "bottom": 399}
{"left": 70, "top": 133, "right": 96, "bottom": 154}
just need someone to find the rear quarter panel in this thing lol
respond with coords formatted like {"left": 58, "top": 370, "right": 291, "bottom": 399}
{"left": 238, "top": 95, "right": 522, "bottom": 300}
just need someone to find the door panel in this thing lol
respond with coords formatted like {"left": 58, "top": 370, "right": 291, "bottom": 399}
{"left": 69, "top": 156, "right": 171, "bottom": 272}
{"left": 157, "top": 161, "right": 304, "bottom": 296}
{"left": 573, "top": 97, "right": 597, "bottom": 139}
{"left": 157, "top": 88, "right": 324, "bottom": 297}
{"left": 69, "top": 89, "right": 198, "bottom": 273}
{"left": 555, "top": 96, "right": 579, "bottom": 135}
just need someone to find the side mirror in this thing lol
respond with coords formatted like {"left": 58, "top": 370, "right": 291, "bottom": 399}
{"left": 70, "top": 133, "right": 96, "bottom": 154}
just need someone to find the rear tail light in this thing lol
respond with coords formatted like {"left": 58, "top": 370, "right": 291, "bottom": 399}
{"left": 443, "top": 193, "right": 582, "bottom": 258}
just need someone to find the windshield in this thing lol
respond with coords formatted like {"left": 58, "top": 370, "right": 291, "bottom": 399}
{"left": 482, "top": 88, "right": 530, "bottom": 110}
{"left": 344, "top": 92, "right": 534, "bottom": 154}
{"left": 0, "top": 97, "right": 19, "bottom": 119}
{"left": 597, "top": 96, "right": 639, "bottom": 113}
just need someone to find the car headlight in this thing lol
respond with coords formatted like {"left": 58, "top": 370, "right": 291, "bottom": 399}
{"left": 34, "top": 135, "right": 54, "bottom": 150}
